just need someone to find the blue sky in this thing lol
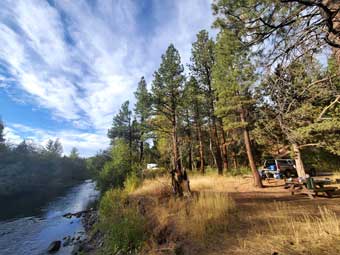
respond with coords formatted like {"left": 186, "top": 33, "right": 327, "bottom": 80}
{"left": 0, "top": 0, "right": 215, "bottom": 156}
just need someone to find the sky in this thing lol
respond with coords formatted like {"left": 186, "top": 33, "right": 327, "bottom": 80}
{"left": 0, "top": 0, "right": 216, "bottom": 156}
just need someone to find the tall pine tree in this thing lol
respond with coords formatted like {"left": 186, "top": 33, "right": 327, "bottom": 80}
{"left": 151, "top": 44, "right": 189, "bottom": 195}
{"left": 190, "top": 30, "right": 224, "bottom": 175}
{"left": 213, "top": 30, "right": 263, "bottom": 187}
{"left": 184, "top": 77, "right": 206, "bottom": 173}
{"left": 134, "top": 77, "right": 152, "bottom": 162}
{"left": 0, "top": 119, "right": 6, "bottom": 152}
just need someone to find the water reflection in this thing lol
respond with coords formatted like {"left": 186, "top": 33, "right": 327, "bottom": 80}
{"left": 0, "top": 180, "right": 99, "bottom": 255}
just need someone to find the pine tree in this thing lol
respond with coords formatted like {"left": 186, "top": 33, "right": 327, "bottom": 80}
{"left": 259, "top": 56, "right": 340, "bottom": 176}
{"left": 190, "top": 30, "right": 224, "bottom": 175}
{"left": 108, "top": 101, "right": 140, "bottom": 166}
{"left": 53, "top": 139, "right": 63, "bottom": 156}
{"left": 0, "top": 119, "right": 6, "bottom": 151}
{"left": 134, "top": 77, "right": 152, "bottom": 162}
{"left": 45, "top": 139, "right": 54, "bottom": 152}
{"left": 184, "top": 77, "right": 206, "bottom": 173}
{"left": 213, "top": 30, "right": 263, "bottom": 187}
{"left": 108, "top": 101, "right": 132, "bottom": 144}
{"left": 212, "top": 0, "right": 340, "bottom": 68}
{"left": 45, "top": 139, "right": 63, "bottom": 156}
{"left": 69, "top": 147, "right": 80, "bottom": 159}
{"left": 151, "top": 44, "right": 189, "bottom": 195}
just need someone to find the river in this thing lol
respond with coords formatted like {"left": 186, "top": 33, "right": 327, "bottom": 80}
{"left": 0, "top": 180, "right": 99, "bottom": 255}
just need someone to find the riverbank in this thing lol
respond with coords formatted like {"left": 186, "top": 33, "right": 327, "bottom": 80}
{"left": 84, "top": 173, "right": 340, "bottom": 255}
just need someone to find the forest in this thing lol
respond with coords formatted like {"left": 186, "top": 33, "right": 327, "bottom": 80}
{"left": 91, "top": 3, "right": 340, "bottom": 192}
{"left": 0, "top": 0, "right": 339, "bottom": 254}
{"left": 0, "top": 122, "right": 89, "bottom": 199}
{"left": 84, "top": 1, "right": 340, "bottom": 255}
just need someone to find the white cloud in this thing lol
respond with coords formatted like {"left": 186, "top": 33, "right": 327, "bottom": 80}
{"left": 6, "top": 123, "right": 109, "bottom": 157}
{"left": 0, "top": 0, "right": 215, "bottom": 156}
{"left": 4, "top": 127, "right": 22, "bottom": 145}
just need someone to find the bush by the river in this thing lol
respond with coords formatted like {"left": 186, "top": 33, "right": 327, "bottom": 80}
{"left": 98, "top": 189, "right": 147, "bottom": 254}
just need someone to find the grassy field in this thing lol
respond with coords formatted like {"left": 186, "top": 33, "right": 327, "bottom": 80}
{"left": 127, "top": 173, "right": 340, "bottom": 255}
{"left": 91, "top": 172, "right": 340, "bottom": 254}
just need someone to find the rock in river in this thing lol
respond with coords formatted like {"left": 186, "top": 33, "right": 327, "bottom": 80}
{"left": 48, "top": 240, "right": 61, "bottom": 253}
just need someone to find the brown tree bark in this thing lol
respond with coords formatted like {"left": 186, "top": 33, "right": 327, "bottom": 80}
{"left": 218, "top": 119, "right": 229, "bottom": 171}
{"left": 240, "top": 109, "right": 263, "bottom": 188}
{"left": 172, "top": 116, "right": 181, "bottom": 173}
{"left": 232, "top": 151, "right": 238, "bottom": 169}
{"left": 196, "top": 122, "right": 205, "bottom": 174}
{"left": 206, "top": 74, "right": 224, "bottom": 175}
{"left": 292, "top": 143, "right": 306, "bottom": 177}
{"left": 170, "top": 113, "right": 192, "bottom": 197}
{"left": 139, "top": 118, "right": 144, "bottom": 163}
{"left": 188, "top": 141, "right": 193, "bottom": 171}
{"left": 209, "top": 106, "right": 224, "bottom": 175}
{"left": 185, "top": 111, "right": 193, "bottom": 171}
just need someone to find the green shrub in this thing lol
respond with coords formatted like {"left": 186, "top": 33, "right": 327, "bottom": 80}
{"left": 98, "top": 139, "right": 132, "bottom": 191}
{"left": 124, "top": 172, "right": 141, "bottom": 193}
{"left": 99, "top": 189, "right": 147, "bottom": 254}
{"left": 204, "top": 166, "right": 217, "bottom": 175}
{"left": 227, "top": 166, "right": 252, "bottom": 176}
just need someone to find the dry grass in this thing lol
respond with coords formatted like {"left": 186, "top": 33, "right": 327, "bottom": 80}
{"left": 133, "top": 174, "right": 258, "bottom": 196}
{"left": 189, "top": 174, "right": 257, "bottom": 193}
{"left": 131, "top": 173, "right": 340, "bottom": 255}
{"left": 171, "top": 192, "right": 234, "bottom": 240}
{"left": 131, "top": 174, "right": 236, "bottom": 253}
{"left": 132, "top": 176, "right": 171, "bottom": 197}
{"left": 231, "top": 202, "right": 340, "bottom": 255}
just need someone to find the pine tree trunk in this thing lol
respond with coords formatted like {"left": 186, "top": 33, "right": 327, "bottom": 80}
{"left": 240, "top": 110, "right": 263, "bottom": 188}
{"left": 210, "top": 116, "right": 223, "bottom": 175}
{"left": 207, "top": 81, "right": 223, "bottom": 175}
{"left": 128, "top": 118, "right": 132, "bottom": 168}
{"left": 186, "top": 111, "right": 193, "bottom": 171}
{"left": 209, "top": 132, "right": 217, "bottom": 168}
{"left": 139, "top": 117, "right": 144, "bottom": 162}
{"left": 232, "top": 151, "right": 238, "bottom": 169}
{"left": 194, "top": 103, "right": 205, "bottom": 174}
{"left": 197, "top": 124, "right": 205, "bottom": 174}
{"left": 292, "top": 143, "right": 306, "bottom": 177}
{"left": 140, "top": 140, "right": 144, "bottom": 162}
{"left": 171, "top": 114, "right": 191, "bottom": 196}
{"left": 172, "top": 118, "right": 181, "bottom": 173}
{"left": 188, "top": 141, "right": 193, "bottom": 171}
{"left": 218, "top": 119, "right": 229, "bottom": 171}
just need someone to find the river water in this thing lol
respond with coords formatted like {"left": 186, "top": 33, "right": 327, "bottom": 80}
{"left": 0, "top": 180, "right": 99, "bottom": 255}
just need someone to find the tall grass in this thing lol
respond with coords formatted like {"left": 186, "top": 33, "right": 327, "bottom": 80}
{"left": 236, "top": 202, "right": 340, "bottom": 255}
{"left": 132, "top": 175, "right": 236, "bottom": 248}
{"left": 124, "top": 172, "right": 142, "bottom": 193}
{"left": 98, "top": 189, "right": 147, "bottom": 255}
{"left": 176, "top": 192, "right": 235, "bottom": 240}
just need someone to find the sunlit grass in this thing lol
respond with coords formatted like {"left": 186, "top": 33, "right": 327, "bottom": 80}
{"left": 176, "top": 192, "right": 234, "bottom": 240}
{"left": 233, "top": 202, "right": 340, "bottom": 255}
{"left": 130, "top": 172, "right": 340, "bottom": 255}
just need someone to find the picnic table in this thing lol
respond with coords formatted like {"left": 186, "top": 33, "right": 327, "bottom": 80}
{"left": 285, "top": 177, "right": 339, "bottom": 199}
